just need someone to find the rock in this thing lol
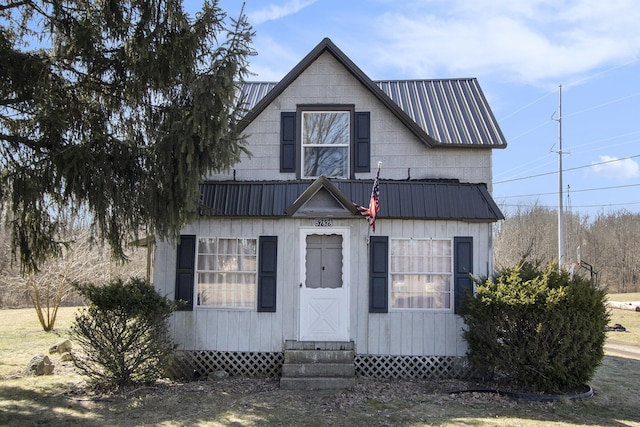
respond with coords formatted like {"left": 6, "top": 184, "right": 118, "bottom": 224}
{"left": 60, "top": 352, "right": 75, "bottom": 362}
{"left": 49, "top": 339, "right": 73, "bottom": 355}
{"left": 209, "top": 370, "right": 229, "bottom": 380}
{"left": 27, "top": 354, "right": 54, "bottom": 376}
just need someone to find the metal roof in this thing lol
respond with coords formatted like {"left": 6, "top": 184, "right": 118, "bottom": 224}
{"left": 199, "top": 179, "right": 504, "bottom": 222}
{"left": 376, "top": 79, "right": 505, "bottom": 146}
{"left": 239, "top": 79, "right": 505, "bottom": 148}
{"left": 237, "top": 39, "right": 506, "bottom": 148}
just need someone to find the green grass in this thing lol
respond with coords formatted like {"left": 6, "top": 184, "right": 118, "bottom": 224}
{"left": 0, "top": 307, "right": 80, "bottom": 376}
{"left": 1, "top": 306, "right": 639, "bottom": 426}
{"left": 608, "top": 292, "right": 640, "bottom": 302}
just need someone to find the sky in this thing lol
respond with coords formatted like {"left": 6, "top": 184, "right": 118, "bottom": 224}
{"left": 187, "top": 0, "right": 640, "bottom": 218}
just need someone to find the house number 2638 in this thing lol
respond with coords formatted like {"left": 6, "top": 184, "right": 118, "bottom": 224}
{"left": 315, "top": 219, "right": 333, "bottom": 227}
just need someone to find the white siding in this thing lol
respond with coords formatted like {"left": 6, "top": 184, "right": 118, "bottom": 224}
{"left": 154, "top": 217, "right": 493, "bottom": 357}
{"left": 153, "top": 47, "right": 498, "bottom": 358}
{"left": 208, "top": 52, "right": 493, "bottom": 187}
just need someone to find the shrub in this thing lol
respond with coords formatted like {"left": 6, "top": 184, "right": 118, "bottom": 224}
{"left": 462, "top": 261, "right": 609, "bottom": 393}
{"left": 70, "top": 277, "right": 177, "bottom": 390}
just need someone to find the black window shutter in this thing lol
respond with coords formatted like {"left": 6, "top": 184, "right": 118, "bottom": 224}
{"left": 354, "top": 112, "right": 371, "bottom": 173}
{"left": 454, "top": 236, "right": 473, "bottom": 315}
{"left": 280, "top": 112, "right": 296, "bottom": 172}
{"left": 175, "top": 235, "right": 196, "bottom": 311}
{"left": 369, "top": 236, "right": 388, "bottom": 313}
{"left": 258, "top": 236, "right": 278, "bottom": 312}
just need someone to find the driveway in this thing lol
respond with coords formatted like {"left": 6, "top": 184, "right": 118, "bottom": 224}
{"left": 605, "top": 339, "right": 640, "bottom": 359}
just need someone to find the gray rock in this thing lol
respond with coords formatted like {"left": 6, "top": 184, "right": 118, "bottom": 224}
{"left": 27, "top": 354, "right": 54, "bottom": 376}
{"left": 209, "top": 370, "right": 229, "bottom": 380}
{"left": 60, "top": 352, "right": 74, "bottom": 362}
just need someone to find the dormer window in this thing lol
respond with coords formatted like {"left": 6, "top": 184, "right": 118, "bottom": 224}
{"left": 302, "top": 111, "right": 350, "bottom": 179}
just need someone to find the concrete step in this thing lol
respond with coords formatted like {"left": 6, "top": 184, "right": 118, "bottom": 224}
{"left": 282, "top": 363, "right": 355, "bottom": 378}
{"left": 284, "top": 349, "right": 354, "bottom": 364}
{"left": 284, "top": 340, "right": 354, "bottom": 351}
{"left": 280, "top": 376, "right": 356, "bottom": 390}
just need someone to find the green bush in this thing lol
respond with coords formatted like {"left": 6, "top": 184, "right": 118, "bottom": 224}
{"left": 462, "top": 261, "right": 609, "bottom": 393}
{"left": 70, "top": 277, "right": 177, "bottom": 390}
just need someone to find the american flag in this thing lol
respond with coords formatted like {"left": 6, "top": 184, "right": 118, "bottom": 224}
{"left": 355, "top": 163, "right": 381, "bottom": 232}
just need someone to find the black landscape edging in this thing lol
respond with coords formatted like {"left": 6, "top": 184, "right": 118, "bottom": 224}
{"left": 449, "top": 384, "right": 593, "bottom": 402}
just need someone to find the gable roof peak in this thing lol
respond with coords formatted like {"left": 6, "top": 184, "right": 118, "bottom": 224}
{"left": 239, "top": 37, "right": 439, "bottom": 147}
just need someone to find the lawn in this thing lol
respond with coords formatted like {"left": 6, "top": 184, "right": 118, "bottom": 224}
{"left": 0, "top": 305, "right": 639, "bottom": 426}
{"left": 606, "top": 292, "right": 640, "bottom": 347}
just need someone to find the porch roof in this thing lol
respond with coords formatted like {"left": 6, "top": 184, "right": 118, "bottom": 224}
{"left": 199, "top": 179, "right": 504, "bottom": 222}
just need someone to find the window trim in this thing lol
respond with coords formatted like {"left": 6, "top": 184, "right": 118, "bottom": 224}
{"left": 195, "top": 236, "right": 258, "bottom": 310}
{"left": 388, "top": 237, "right": 454, "bottom": 312}
{"left": 296, "top": 104, "right": 356, "bottom": 179}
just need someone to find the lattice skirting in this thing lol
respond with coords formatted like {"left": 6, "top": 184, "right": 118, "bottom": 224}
{"left": 167, "top": 350, "right": 472, "bottom": 381}
{"left": 167, "top": 350, "right": 284, "bottom": 380}
{"left": 355, "top": 354, "right": 472, "bottom": 380}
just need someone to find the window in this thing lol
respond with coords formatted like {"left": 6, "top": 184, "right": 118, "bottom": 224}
{"left": 390, "top": 239, "right": 452, "bottom": 310}
{"left": 301, "top": 111, "right": 350, "bottom": 178}
{"left": 196, "top": 237, "right": 257, "bottom": 308}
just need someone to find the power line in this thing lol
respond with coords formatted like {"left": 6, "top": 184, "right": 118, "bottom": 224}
{"left": 498, "top": 92, "right": 553, "bottom": 122}
{"left": 497, "top": 183, "right": 640, "bottom": 199}
{"left": 563, "top": 92, "right": 640, "bottom": 120}
{"left": 494, "top": 154, "right": 640, "bottom": 184}
{"left": 494, "top": 134, "right": 640, "bottom": 180}
{"left": 496, "top": 57, "right": 639, "bottom": 124}
{"left": 500, "top": 200, "right": 640, "bottom": 209}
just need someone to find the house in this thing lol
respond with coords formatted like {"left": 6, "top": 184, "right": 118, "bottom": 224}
{"left": 153, "top": 38, "right": 506, "bottom": 384}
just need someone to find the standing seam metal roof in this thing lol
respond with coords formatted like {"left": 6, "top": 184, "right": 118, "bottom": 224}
{"left": 199, "top": 180, "right": 504, "bottom": 222}
{"left": 239, "top": 78, "right": 506, "bottom": 147}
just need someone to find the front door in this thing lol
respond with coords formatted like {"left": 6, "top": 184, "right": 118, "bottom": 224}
{"left": 299, "top": 229, "right": 349, "bottom": 341}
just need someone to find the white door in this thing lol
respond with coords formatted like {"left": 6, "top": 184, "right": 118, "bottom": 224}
{"left": 299, "top": 229, "right": 349, "bottom": 341}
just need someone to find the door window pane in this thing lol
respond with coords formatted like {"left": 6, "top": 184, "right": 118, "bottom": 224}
{"left": 305, "top": 234, "right": 343, "bottom": 289}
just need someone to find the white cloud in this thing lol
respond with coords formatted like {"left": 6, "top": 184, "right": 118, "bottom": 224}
{"left": 361, "top": 0, "right": 640, "bottom": 85}
{"left": 591, "top": 155, "right": 640, "bottom": 180}
{"left": 250, "top": 0, "right": 317, "bottom": 25}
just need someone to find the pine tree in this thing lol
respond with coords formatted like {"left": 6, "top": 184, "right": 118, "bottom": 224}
{"left": 1, "top": 0, "right": 254, "bottom": 271}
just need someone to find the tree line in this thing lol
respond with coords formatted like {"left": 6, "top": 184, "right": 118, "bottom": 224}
{"left": 494, "top": 205, "right": 640, "bottom": 293}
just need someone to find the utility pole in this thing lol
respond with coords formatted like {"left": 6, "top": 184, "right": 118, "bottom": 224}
{"left": 557, "top": 85, "right": 564, "bottom": 269}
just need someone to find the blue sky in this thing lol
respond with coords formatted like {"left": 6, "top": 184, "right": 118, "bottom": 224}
{"left": 188, "top": 0, "right": 640, "bottom": 217}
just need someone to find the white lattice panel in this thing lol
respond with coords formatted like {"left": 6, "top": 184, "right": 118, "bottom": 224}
{"left": 168, "top": 351, "right": 471, "bottom": 381}
{"left": 168, "top": 351, "right": 284, "bottom": 379}
{"left": 355, "top": 355, "right": 465, "bottom": 379}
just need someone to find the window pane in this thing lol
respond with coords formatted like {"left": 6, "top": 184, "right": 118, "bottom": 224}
{"left": 391, "top": 240, "right": 410, "bottom": 271}
{"left": 218, "top": 254, "right": 237, "bottom": 271}
{"left": 433, "top": 256, "right": 451, "bottom": 272}
{"left": 196, "top": 238, "right": 257, "bottom": 309}
{"left": 302, "top": 112, "right": 349, "bottom": 145}
{"left": 238, "top": 239, "right": 256, "bottom": 255}
{"left": 238, "top": 255, "right": 257, "bottom": 272}
{"left": 197, "top": 254, "right": 217, "bottom": 270}
{"left": 198, "top": 237, "right": 217, "bottom": 254}
{"left": 303, "top": 147, "right": 347, "bottom": 178}
{"left": 302, "top": 111, "right": 350, "bottom": 178}
{"left": 218, "top": 239, "right": 237, "bottom": 255}
{"left": 390, "top": 239, "right": 452, "bottom": 310}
